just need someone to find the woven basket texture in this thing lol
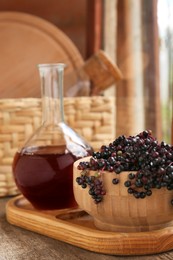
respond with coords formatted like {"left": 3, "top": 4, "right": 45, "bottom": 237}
{"left": 0, "top": 96, "right": 115, "bottom": 197}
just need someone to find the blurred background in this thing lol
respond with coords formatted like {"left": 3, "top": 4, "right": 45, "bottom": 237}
{"left": 0, "top": 0, "right": 172, "bottom": 143}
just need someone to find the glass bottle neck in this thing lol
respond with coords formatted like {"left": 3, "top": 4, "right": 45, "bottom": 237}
{"left": 38, "top": 64, "right": 65, "bottom": 125}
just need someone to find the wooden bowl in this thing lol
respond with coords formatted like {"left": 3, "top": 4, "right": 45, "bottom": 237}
{"left": 73, "top": 157, "right": 173, "bottom": 232}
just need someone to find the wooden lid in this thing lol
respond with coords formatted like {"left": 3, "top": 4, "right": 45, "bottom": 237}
{"left": 0, "top": 11, "right": 84, "bottom": 98}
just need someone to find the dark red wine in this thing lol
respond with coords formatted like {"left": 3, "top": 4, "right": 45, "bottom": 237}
{"left": 13, "top": 151, "right": 85, "bottom": 210}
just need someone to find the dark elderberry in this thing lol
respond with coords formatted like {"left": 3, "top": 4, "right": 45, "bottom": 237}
{"left": 133, "top": 192, "right": 141, "bottom": 199}
{"left": 95, "top": 197, "right": 102, "bottom": 204}
{"left": 142, "top": 130, "right": 149, "bottom": 138}
{"left": 146, "top": 190, "right": 152, "bottom": 196}
{"left": 155, "top": 183, "right": 161, "bottom": 189}
{"left": 161, "top": 182, "right": 167, "bottom": 187}
{"left": 114, "top": 167, "right": 121, "bottom": 174}
{"left": 144, "top": 184, "right": 150, "bottom": 190}
{"left": 167, "top": 183, "right": 173, "bottom": 190}
{"left": 76, "top": 171, "right": 106, "bottom": 204}
{"left": 128, "top": 172, "right": 135, "bottom": 179}
{"left": 140, "top": 192, "right": 146, "bottom": 199}
{"left": 128, "top": 187, "right": 134, "bottom": 194}
{"left": 112, "top": 178, "right": 119, "bottom": 185}
{"left": 124, "top": 180, "right": 131, "bottom": 187}
{"left": 135, "top": 179, "right": 143, "bottom": 188}
{"left": 76, "top": 176, "right": 84, "bottom": 185}
{"left": 93, "top": 152, "right": 101, "bottom": 159}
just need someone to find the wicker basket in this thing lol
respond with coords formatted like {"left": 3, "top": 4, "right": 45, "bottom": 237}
{"left": 0, "top": 96, "right": 115, "bottom": 197}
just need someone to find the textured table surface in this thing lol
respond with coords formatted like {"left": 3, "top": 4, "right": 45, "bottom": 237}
{"left": 0, "top": 197, "right": 173, "bottom": 260}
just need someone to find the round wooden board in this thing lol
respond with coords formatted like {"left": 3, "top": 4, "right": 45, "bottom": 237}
{"left": 0, "top": 11, "right": 84, "bottom": 98}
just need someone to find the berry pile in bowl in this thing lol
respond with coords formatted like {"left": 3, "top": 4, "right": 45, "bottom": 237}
{"left": 73, "top": 130, "right": 173, "bottom": 232}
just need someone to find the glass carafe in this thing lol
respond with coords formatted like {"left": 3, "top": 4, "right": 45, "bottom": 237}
{"left": 12, "top": 63, "right": 93, "bottom": 210}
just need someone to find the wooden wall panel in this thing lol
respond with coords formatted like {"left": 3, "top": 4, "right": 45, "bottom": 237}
{"left": 141, "top": 0, "right": 162, "bottom": 140}
{"left": 86, "top": 0, "right": 103, "bottom": 58}
{"left": 116, "top": 0, "right": 136, "bottom": 137}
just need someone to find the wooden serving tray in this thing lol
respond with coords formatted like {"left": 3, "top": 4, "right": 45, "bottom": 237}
{"left": 6, "top": 195, "right": 173, "bottom": 256}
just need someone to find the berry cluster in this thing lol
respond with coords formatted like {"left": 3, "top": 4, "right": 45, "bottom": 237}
{"left": 76, "top": 130, "right": 173, "bottom": 204}
{"left": 76, "top": 173, "right": 106, "bottom": 204}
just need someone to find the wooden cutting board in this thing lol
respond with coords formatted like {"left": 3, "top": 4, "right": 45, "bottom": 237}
{"left": 0, "top": 12, "right": 123, "bottom": 98}
{"left": 6, "top": 195, "right": 173, "bottom": 256}
{"left": 0, "top": 11, "right": 84, "bottom": 98}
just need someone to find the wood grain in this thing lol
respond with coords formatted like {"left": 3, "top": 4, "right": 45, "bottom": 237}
{"left": 6, "top": 195, "right": 173, "bottom": 256}
{"left": 73, "top": 158, "right": 173, "bottom": 233}
{"left": 0, "top": 11, "right": 84, "bottom": 98}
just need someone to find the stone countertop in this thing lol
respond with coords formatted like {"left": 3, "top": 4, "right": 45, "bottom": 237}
{"left": 0, "top": 197, "right": 173, "bottom": 260}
